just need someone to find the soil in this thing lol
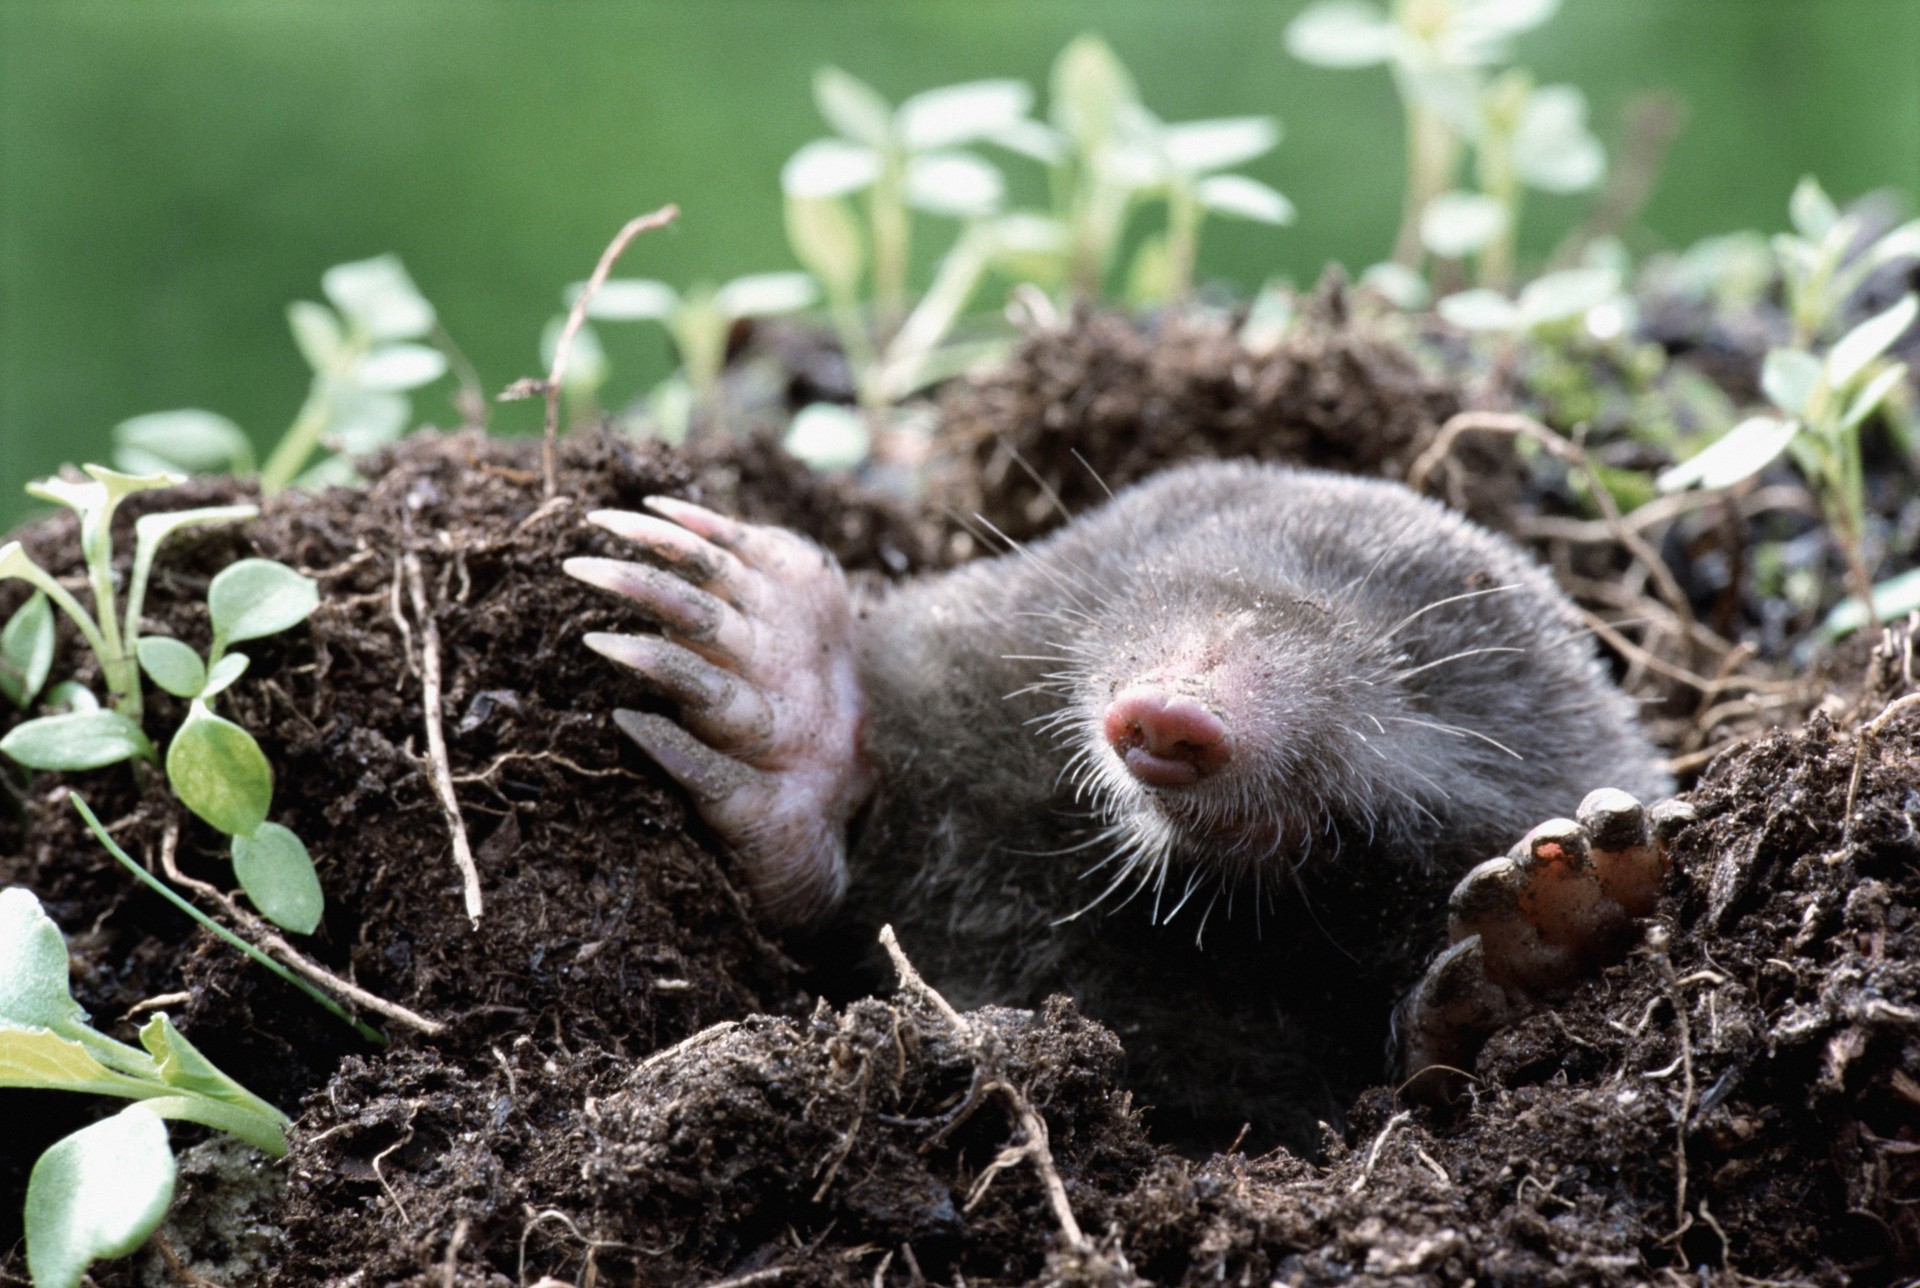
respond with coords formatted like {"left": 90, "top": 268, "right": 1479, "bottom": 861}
{"left": 0, "top": 296, "right": 1916, "bottom": 1287}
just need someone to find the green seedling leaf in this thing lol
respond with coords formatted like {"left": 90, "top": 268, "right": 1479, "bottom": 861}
{"left": 813, "top": 66, "right": 893, "bottom": 148}
{"left": 1195, "top": 174, "right": 1296, "bottom": 224}
{"left": 1159, "top": 117, "right": 1280, "bottom": 174}
{"left": 1761, "top": 348, "right": 1824, "bottom": 417}
{"left": 1657, "top": 415, "right": 1801, "bottom": 492}
{"left": 782, "top": 138, "right": 881, "bottom": 199}
{"left": 904, "top": 150, "right": 1005, "bottom": 218}
{"left": 1827, "top": 293, "right": 1918, "bottom": 389}
{"left": 1049, "top": 34, "right": 1137, "bottom": 141}
{"left": 786, "top": 195, "right": 866, "bottom": 295}
{"left": 0, "top": 887, "right": 89, "bottom": 1030}
{"left": 112, "top": 410, "right": 255, "bottom": 477}
{"left": 1517, "top": 267, "right": 1620, "bottom": 326}
{"left": 898, "top": 79, "right": 1034, "bottom": 151}
{"left": 1420, "top": 191, "right": 1505, "bottom": 259}
{"left": 542, "top": 316, "right": 610, "bottom": 393}
{"left": 1822, "top": 566, "right": 1920, "bottom": 638}
{"left": 988, "top": 117, "right": 1066, "bottom": 165}
{"left": 713, "top": 272, "right": 818, "bottom": 320}
{"left": 207, "top": 558, "right": 320, "bottom": 645}
{"left": 352, "top": 343, "right": 448, "bottom": 392}
{"left": 287, "top": 300, "right": 347, "bottom": 372}
{"left": 230, "top": 823, "right": 323, "bottom": 934}
{"left": 324, "top": 385, "right": 411, "bottom": 454}
{"left": 1512, "top": 85, "right": 1604, "bottom": 193}
{"left": 44, "top": 683, "right": 97, "bottom": 714}
{"left": 136, "top": 637, "right": 206, "bottom": 699}
{"left": 579, "top": 278, "right": 679, "bottom": 321}
{"left": 0, "top": 710, "right": 153, "bottom": 771}
{"left": 138, "top": 1013, "right": 288, "bottom": 1139}
{"left": 783, "top": 403, "right": 872, "bottom": 472}
{"left": 321, "top": 254, "right": 435, "bottom": 340}
{"left": 0, "top": 591, "right": 54, "bottom": 709}
{"left": 200, "top": 653, "right": 250, "bottom": 701}
{"left": 1283, "top": 1, "right": 1397, "bottom": 67}
{"left": 1788, "top": 176, "right": 1839, "bottom": 241}
{"left": 25, "top": 1104, "right": 176, "bottom": 1288}
{"left": 1361, "top": 262, "right": 1430, "bottom": 310}
{"left": 166, "top": 703, "right": 272, "bottom": 837}
{"left": 0, "top": 1026, "right": 152, "bottom": 1097}
{"left": 1437, "top": 289, "right": 1521, "bottom": 332}
{"left": 1839, "top": 361, "right": 1909, "bottom": 433}
{"left": 1240, "top": 283, "right": 1298, "bottom": 354}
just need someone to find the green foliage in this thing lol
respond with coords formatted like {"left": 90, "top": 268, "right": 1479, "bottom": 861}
{"left": 0, "top": 472, "right": 323, "bottom": 932}
{"left": 0, "top": 885, "right": 290, "bottom": 1288}
{"left": 0, "top": 592, "right": 55, "bottom": 711}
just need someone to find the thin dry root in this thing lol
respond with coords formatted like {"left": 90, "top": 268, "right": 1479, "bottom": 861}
{"left": 403, "top": 551, "right": 484, "bottom": 927}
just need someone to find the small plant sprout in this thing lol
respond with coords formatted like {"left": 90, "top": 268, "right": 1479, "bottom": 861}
{"left": 1285, "top": 0, "right": 1588, "bottom": 275}
{"left": 1436, "top": 262, "right": 1624, "bottom": 337}
{"left": 0, "top": 884, "right": 290, "bottom": 1288}
{"left": 0, "top": 471, "right": 324, "bottom": 933}
{"left": 258, "top": 254, "right": 449, "bottom": 493}
{"left": 784, "top": 66, "right": 1030, "bottom": 335}
{"left": 1772, "top": 176, "right": 1920, "bottom": 347}
{"left": 1115, "top": 110, "right": 1291, "bottom": 302}
{"left": 574, "top": 272, "right": 819, "bottom": 440}
{"left": 0, "top": 591, "right": 54, "bottom": 711}
{"left": 1659, "top": 286, "right": 1917, "bottom": 632}
{"left": 112, "top": 409, "right": 256, "bottom": 478}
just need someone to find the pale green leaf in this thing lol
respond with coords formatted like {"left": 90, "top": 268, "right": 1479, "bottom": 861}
{"left": 0, "top": 591, "right": 54, "bottom": 710}
{"left": 988, "top": 117, "right": 1067, "bottom": 165}
{"left": 352, "top": 344, "right": 447, "bottom": 392}
{"left": 1049, "top": 34, "right": 1138, "bottom": 141}
{"left": 898, "top": 79, "right": 1034, "bottom": 152}
{"left": 0, "top": 1026, "right": 133, "bottom": 1093}
{"left": 782, "top": 403, "right": 871, "bottom": 472}
{"left": 199, "top": 653, "right": 250, "bottom": 701}
{"left": 1822, "top": 566, "right": 1920, "bottom": 638}
{"left": 785, "top": 195, "right": 866, "bottom": 294}
{"left": 112, "top": 410, "right": 254, "bottom": 477}
{"left": 1839, "top": 361, "right": 1908, "bottom": 432}
{"left": 136, "top": 637, "right": 206, "bottom": 700}
{"left": 904, "top": 150, "right": 1005, "bottom": 217}
{"left": 1760, "top": 348, "right": 1824, "bottom": 416}
{"left": 541, "top": 317, "right": 609, "bottom": 391}
{"left": 1283, "top": 1, "right": 1397, "bottom": 67}
{"left": 1420, "top": 191, "right": 1506, "bottom": 258}
{"left": 1194, "top": 174, "right": 1295, "bottom": 224}
{"left": 44, "top": 683, "right": 97, "bottom": 715}
{"left": 781, "top": 138, "right": 881, "bottom": 198}
{"left": 286, "top": 300, "right": 346, "bottom": 372}
{"left": 1512, "top": 86, "right": 1603, "bottom": 193}
{"left": 208, "top": 559, "right": 319, "bottom": 645}
{"left": 25, "top": 1105, "right": 176, "bottom": 1288}
{"left": 1517, "top": 266, "right": 1621, "bottom": 326}
{"left": 230, "top": 824, "right": 323, "bottom": 934}
{"left": 813, "top": 66, "right": 892, "bottom": 148}
{"left": 1826, "top": 293, "right": 1918, "bottom": 389}
{"left": 713, "top": 272, "right": 818, "bottom": 319}
{"left": 1657, "top": 416, "right": 1801, "bottom": 491}
{"left": 321, "top": 254, "right": 435, "bottom": 340}
{"left": 1437, "top": 289, "right": 1522, "bottom": 332}
{"left": 165, "top": 702, "right": 272, "bottom": 837}
{"left": 1788, "top": 176, "right": 1839, "bottom": 241}
{"left": 577, "top": 278, "right": 680, "bottom": 321}
{"left": 322, "top": 385, "right": 410, "bottom": 454}
{"left": 0, "top": 887, "right": 88, "bottom": 1030}
{"left": 1360, "top": 262, "right": 1431, "bottom": 310}
{"left": 0, "top": 711, "right": 153, "bottom": 771}
{"left": 1159, "top": 117, "right": 1280, "bottom": 174}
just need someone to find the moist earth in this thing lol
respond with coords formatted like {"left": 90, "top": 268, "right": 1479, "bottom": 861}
{"left": 0, "top": 301, "right": 1915, "bottom": 1286}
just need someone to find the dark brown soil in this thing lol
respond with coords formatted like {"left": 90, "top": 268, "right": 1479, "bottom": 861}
{"left": 0, "top": 302, "right": 1915, "bottom": 1287}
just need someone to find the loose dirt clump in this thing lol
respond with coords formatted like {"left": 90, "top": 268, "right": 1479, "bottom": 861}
{"left": 0, "top": 303, "right": 1915, "bottom": 1286}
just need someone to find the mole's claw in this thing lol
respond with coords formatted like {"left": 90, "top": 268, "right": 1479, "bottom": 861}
{"left": 563, "top": 556, "right": 754, "bottom": 663}
{"left": 588, "top": 634, "right": 776, "bottom": 754}
{"left": 586, "top": 509, "right": 741, "bottom": 589}
{"left": 613, "top": 709, "right": 757, "bottom": 804}
{"left": 1404, "top": 789, "right": 1671, "bottom": 1096}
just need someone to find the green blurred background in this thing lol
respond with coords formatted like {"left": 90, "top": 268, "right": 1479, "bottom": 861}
{"left": 1, "top": 0, "right": 1917, "bottom": 528}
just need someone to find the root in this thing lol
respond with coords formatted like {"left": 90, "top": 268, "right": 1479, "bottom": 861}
{"left": 402, "top": 550, "right": 484, "bottom": 926}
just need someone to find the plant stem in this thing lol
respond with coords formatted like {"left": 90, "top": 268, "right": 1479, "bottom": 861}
{"left": 258, "top": 379, "right": 334, "bottom": 496}
{"left": 870, "top": 149, "right": 911, "bottom": 341}
{"left": 1165, "top": 184, "right": 1202, "bottom": 299}
{"left": 71, "top": 794, "right": 386, "bottom": 1044}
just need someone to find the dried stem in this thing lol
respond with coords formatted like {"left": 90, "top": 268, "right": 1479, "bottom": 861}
{"left": 402, "top": 551, "right": 484, "bottom": 926}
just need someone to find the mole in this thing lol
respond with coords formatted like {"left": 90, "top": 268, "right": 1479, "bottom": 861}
{"left": 566, "top": 460, "right": 1676, "bottom": 1148}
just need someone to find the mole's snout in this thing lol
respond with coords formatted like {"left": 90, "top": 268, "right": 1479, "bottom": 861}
{"left": 1103, "top": 687, "right": 1233, "bottom": 787}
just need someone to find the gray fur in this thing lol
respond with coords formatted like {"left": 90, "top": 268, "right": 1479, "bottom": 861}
{"left": 841, "top": 461, "right": 1668, "bottom": 1149}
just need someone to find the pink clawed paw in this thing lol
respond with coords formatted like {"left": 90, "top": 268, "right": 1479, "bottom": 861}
{"left": 565, "top": 497, "right": 874, "bottom": 925}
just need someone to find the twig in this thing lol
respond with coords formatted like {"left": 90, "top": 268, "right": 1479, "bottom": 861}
{"left": 403, "top": 550, "right": 484, "bottom": 927}
{"left": 155, "top": 812, "right": 446, "bottom": 1037}
{"left": 498, "top": 205, "right": 680, "bottom": 497}
{"left": 1347, "top": 1109, "right": 1412, "bottom": 1195}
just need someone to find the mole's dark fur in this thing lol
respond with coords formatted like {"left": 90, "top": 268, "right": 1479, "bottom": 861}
{"left": 829, "top": 461, "right": 1668, "bottom": 1149}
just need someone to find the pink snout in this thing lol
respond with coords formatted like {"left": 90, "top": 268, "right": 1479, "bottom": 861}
{"left": 1103, "top": 687, "right": 1233, "bottom": 787}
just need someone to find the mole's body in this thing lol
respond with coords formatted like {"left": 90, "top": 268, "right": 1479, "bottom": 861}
{"left": 569, "top": 461, "right": 1672, "bottom": 1147}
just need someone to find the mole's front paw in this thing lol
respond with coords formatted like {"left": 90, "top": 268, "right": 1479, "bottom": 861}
{"left": 565, "top": 498, "right": 875, "bottom": 925}
{"left": 1397, "top": 789, "right": 1695, "bottom": 1095}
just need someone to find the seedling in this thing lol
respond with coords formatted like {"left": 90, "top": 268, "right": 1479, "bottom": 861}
{"left": 0, "top": 470, "right": 323, "bottom": 933}
{"left": 1771, "top": 176, "right": 1920, "bottom": 348}
{"left": 572, "top": 271, "right": 819, "bottom": 440}
{"left": 1436, "top": 263, "right": 1624, "bottom": 336}
{"left": 0, "top": 884, "right": 290, "bottom": 1288}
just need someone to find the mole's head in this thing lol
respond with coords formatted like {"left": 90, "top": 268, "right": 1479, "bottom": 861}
{"left": 1048, "top": 567, "right": 1445, "bottom": 914}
